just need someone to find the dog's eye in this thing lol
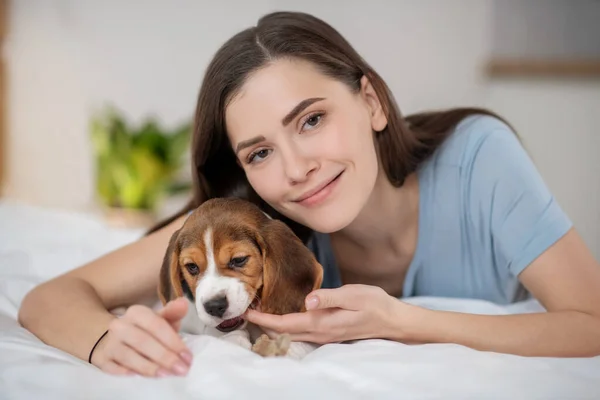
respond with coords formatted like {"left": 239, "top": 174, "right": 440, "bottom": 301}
{"left": 229, "top": 256, "right": 248, "bottom": 268}
{"left": 185, "top": 263, "right": 199, "bottom": 275}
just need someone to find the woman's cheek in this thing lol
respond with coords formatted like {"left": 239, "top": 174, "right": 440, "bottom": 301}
{"left": 247, "top": 169, "right": 280, "bottom": 202}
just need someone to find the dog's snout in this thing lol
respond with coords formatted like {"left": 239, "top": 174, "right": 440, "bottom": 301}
{"left": 203, "top": 296, "right": 228, "bottom": 318}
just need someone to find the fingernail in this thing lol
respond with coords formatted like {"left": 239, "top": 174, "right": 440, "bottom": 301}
{"left": 172, "top": 361, "right": 189, "bottom": 376}
{"left": 306, "top": 296, "right": 319, "bottom": 310}
{"left": 180, "top": 350, "right": 193, "bottom": 365}
{"left": 156, "top": 368, "right": 170, "bottom": 378}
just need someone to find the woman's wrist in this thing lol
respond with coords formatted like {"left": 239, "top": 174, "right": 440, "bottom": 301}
{"left": 88, "top": 315, "right": 117, "bottom": 366}
{"left": 89, "top": 329, "right": 110, "bottom": 365}
{"left": 385, "top": 297, "right": 433, "bottom": 343}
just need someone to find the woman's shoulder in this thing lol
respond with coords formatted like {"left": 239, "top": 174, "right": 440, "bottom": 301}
{"left": 428, "top": 113, "right": 520, "bottom": 170}
{"left": 421, "top": 113, "right": 572, "bottom": 279}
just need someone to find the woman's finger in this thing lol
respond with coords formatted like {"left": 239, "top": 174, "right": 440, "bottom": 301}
{"left": 245, "top": 310, "right": 310, "bottom": 333}
{"left": 125, "top": 305, "right": 192, "bottom": 362}
{"left": 259, "top": 325, "right": 321, "bottom": 343}
{"left": 286, "top": 332, "right": 324, "bottom": 343}
{"left": 111, "top": 343, "right": 164, "bottom": 377}
{"left": 262, "top": 328, "right": 279, "bottom": 339}
{"left": 101, "top": 361, "right": 135, "bottom": 376}
{"left": 118, "top": 324, "right": 190, "bottom": 376}
{"left": 158, "top": 297, "right": 189, "bottom": 331}
{"left": 306, "top": 286, "right": 364, "bottom": 311}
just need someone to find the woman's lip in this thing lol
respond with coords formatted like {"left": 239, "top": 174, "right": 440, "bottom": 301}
{"left": 295, "top": 171, "right": 343, "bottom": 206}
{"left": 294, "top": 171, "right": 344, "bottom": 203}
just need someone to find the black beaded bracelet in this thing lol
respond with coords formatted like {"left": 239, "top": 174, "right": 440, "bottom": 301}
{"left": 88, "top": 329, "right": 109, "bottom": 364}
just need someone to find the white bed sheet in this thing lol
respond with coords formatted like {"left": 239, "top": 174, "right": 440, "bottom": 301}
{"left": 0, "top": 200, "right": 599, "bottom": 399}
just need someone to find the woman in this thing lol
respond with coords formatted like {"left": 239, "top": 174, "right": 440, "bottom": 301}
{"left": 18, "top": 11, "right": 600, "bottom": 378}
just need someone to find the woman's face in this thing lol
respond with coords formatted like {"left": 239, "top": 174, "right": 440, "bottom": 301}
{"left": 225, "top": 58, "right": 387, "bottom": 233}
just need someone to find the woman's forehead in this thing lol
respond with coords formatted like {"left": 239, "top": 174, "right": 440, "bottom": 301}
{"left": 225, "top": 59, "right": 346, "bottom": 138}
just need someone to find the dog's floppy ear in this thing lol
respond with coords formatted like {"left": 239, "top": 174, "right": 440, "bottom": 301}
{"left": 158, "top": 228, "right": 184, "bottom": 305}
{"left": 259, "top": 219, "right": 323, "bottom": 315}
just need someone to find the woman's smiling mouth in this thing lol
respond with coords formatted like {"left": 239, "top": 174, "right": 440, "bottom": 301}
{"left": 293, "top": 170, "right": 344, "bottom": 207}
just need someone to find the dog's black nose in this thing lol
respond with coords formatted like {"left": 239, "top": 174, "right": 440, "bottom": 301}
{"left": 203, "top": 296, "right": 228, "bottom": 318}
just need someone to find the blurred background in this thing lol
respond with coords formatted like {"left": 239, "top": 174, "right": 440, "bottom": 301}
{"left": 0, "top": 0, "right": 598, "bottom": 258}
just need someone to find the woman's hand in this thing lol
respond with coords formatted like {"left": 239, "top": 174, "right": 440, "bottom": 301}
{"left": 245, "top": 284, "right": 413, "bottom": 344}
{"left": 91, "top": 297, "right": 193, "bottom": 377}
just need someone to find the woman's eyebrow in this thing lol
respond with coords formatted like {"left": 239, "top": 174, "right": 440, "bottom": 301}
{"left": 235, "top": 135, "right": 266, "bottom": 154}
{"left": 281, "top": 97, "right": 325, "bottom": 126}
{"left": 235, "top": 97, "right": 326, "bottom": 155}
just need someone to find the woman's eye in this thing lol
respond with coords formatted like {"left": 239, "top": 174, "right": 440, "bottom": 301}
{"left": 302, "top": 113, "right": 323, "bottom": 131}
{"left": 185, "top": 263, "right": 199, "bottom": 275}
{"left": 248, "top": 149, "right": 271, "bottom": 164}
{"left": 229, "top": 256, "right": 249, "bottom": 268}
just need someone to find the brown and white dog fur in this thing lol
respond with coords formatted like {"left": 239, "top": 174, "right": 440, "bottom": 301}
{"left": 158, "top": 197, "right": 323, "bottom": 359}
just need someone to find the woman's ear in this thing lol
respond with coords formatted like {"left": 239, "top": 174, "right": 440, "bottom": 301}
{"left": 158, "top": 229, "right": 185, "bottom": 305}
{"left": 360, "top": 74, "right": 388, "bottom": 132}
{"left": 258, "top": 219, "right": 323, "bottom": 315}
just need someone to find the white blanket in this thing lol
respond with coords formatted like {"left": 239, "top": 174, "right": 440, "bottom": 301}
{"left": 1, "top": 200, "right": 599, "bottom": 399}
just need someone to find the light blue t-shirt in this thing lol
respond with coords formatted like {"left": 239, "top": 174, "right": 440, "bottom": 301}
{"left": 307, "top": 114, "right": 573, "bottom": 304}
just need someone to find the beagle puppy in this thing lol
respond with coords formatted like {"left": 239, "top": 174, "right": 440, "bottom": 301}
{"left": 158, "top": 197, "right": 323, "bottom": 359}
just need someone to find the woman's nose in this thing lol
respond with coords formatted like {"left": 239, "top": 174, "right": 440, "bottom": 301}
{"left": 282, "top": 147, "right": 318, "bottom": 184}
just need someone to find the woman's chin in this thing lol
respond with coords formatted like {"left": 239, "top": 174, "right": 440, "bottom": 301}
{"left": 298, "top": 208, "right": 356, "bottom": 234}
{"left": 275, "top": 200, "right": 360, "bottom": 234}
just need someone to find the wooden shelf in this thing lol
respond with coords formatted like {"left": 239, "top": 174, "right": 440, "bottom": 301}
{"left": 485, "top": 59, "right": 600, "bottom": 79}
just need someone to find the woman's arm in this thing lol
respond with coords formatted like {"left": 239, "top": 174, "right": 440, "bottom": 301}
{"left": 394, "top": 228, "right": 600, "bottom": 357}
{"left": 246, "top": 230, "right": 600, "bottom": 357}
{"left": 18, "top": 214, "right": 191, "bottom": 375}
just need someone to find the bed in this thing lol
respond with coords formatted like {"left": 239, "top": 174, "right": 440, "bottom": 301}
{"left": 1, "top": 200, "right": 598, "bottom": 399}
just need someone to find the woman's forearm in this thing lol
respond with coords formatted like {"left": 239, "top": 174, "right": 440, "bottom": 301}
{"left": 393, "top": 304, "right": 600, "bottom": 357}
{"left": 18, "top": 277, "right": 117, "bottom": 362}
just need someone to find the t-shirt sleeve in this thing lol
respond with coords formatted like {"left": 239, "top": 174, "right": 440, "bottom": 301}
{"left": 306, "top": 233, "right": 342, "bottom": 289}
{"left": 465, "top": 117, "right": 573, "bottom": 277}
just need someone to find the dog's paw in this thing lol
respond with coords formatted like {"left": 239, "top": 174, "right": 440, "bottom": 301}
{"left": 251, "top": 333, "right": 291, "bottom": 357}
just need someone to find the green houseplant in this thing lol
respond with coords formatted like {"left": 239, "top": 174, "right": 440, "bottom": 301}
{"left": 90, "top": 107, "right": 192, "bottom": 226}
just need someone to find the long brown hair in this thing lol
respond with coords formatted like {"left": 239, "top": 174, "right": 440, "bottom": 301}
{"left": 147, "top": 11, "right": 514, "bottom": 242}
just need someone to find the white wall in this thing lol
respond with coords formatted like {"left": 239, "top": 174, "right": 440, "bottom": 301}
{"left": 485, "top": 0, "right": 600, "bottom": 260}
{"left": 4, "top": 0, "right": 492, "bottom": 209}
{"left": 485, "top": 80, "right": 600, "bottom": 259}
{"left": 4, "top": 0, "right": 598, "bottom": 258}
